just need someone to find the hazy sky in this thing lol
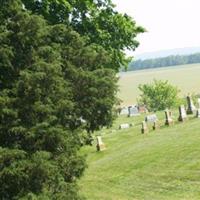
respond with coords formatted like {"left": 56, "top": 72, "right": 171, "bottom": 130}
{"left": 113, "top": 0, "right": 200, "bottom": 55}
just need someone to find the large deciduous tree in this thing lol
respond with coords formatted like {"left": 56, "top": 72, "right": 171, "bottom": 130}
{"left": 22, "top": 0, "right": 145, "bottom": 70}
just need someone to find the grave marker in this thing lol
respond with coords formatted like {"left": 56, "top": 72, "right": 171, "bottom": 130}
{"left": 186, "top": 96, "right": 196, "bottom": 114}
{"left": 198, "top": 98, "right": 200, "bottom": 108}
{"left": 196, "top": 109, "right": 200, "bottom": 118}
{"left": 120, "top": 107, "right": 129, "bottom": 115}
{"left": 141, "top": 121, "right": 148, "bottom": 134}
{"left": 128, "top": 106, "right": 140, "bottom": 117}
{"left": 178, "top": 105, "right": 187, "bottom": 122}
{"left": 96, "top": 136, "right": 106, "bottom": 151}
{"left": 145, "top": 114, "right": 158, "bottom": 123}
{"left": 153, "top": 121, "right": 160, "bottom": 130}
{"left": 165, "top": 109, "right": 173, "bottom": 126}
{"left": 138, "top": 105, "right": 148, "bottom": 113}
{"left": 119, "top": 123, "right": 132, "bottom": 129}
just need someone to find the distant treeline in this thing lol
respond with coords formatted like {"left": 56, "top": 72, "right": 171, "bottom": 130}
{"left": 128, "top": 53, "right": 200, "bottom": 71}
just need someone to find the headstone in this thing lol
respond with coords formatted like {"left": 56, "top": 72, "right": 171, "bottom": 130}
{"left": 196, "top": 109, "right": 200, "bottom": 118}
{"left": 165, "top": 109, "right": 173, "bottom": 126}
{"left": 198, "top": 98, "right": 200, "bottom": 108}
{"left": 119, "top": 123, "right": 132, "bottom": 129}
{"left": 138, "top": 105, "right": 148, "bottom": 113}
{"left": 186, "top": 96, "right": 196, "bottom": 114}
{"left": 96, "top": 136, "right": 106, "bottom": 151}
{"left": 178, "top": 105, "right": 187, "bottom": 122}
{"left": 120, "top": 107, "right": 129, "bottom": 115}
{"left": 145, "top": 114, "right": 158, "bottom": 123}
{"left": 153, "top": 121, "right": 160, "bottom": 130}
{"left": 128, "top": 106, "right": 140, "bottom": 117}
{"left": 141, "top": 121, "right": 148, "bottom": 134}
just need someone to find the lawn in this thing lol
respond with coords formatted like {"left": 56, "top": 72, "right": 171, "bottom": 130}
{"left": 79, "top": 111, "right": 200, "bottom": 200}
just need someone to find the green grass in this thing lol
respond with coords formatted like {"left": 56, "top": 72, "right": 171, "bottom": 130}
{"left": 118, "top": 63, "right": 200, "bottom": 106}
{"left": 79, "top": 111, "right": 200, "bottom": 200}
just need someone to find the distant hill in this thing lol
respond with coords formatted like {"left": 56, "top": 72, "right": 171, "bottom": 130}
{"left": 128, "top": 52, "right": 200, "bottom": 71}
{"left": 135, "top": 47, "right": 200, "bottom": 60}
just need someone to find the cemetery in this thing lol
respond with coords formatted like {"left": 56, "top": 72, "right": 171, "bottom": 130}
{"left": 79, "top": 95, "right": 200, "bottom": 199}
{"left": 2, "top": 1, "right": 200, "bottom": 200}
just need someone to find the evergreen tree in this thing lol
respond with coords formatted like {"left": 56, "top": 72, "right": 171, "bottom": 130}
{"left": 0, "top": 1, "right": 86, "bottom": 199}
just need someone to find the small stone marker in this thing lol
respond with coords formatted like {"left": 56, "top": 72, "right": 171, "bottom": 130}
{"left": 141, "top": 121, "right": 148, "bottom": 134}
{"left": 128, "top": 106, "right": 140, "bottom": 117}
{"left": 178, "top": 105, "right": 187, "bottom": 122}
{"left": 145, "top": 114, "right": 158, "bottom": 123}
{"left": 138, "top": 105, "right": 148, "bottom": 113}
{"left": 165, "top": 109, "right": 173, "bottom": 126}
{"left": 198, "top": 98, "right": 200, "bottom": 108}
{"left": 120, "top": 107, "right": 129, "bottom": 115}
{"left": 96, "top": 136, "right": 106, "bottom": 151}
{"left": 153, "top": 121, "right": 160, "bottom": 130}
{"left": 186, "top": 96, "right": 196, "bottom": 114}
{"left": 119, "top": 123, "right": 132, "bottom": 129}
{"left": 196, "top": 109, "right": 200, "bottom": 118}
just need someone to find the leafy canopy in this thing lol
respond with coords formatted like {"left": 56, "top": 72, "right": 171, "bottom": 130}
{"left": 22, "top": 0, "right": 145, "bottom": 70}
{"left": 138, "top": 80, "right": 180, "bottom": 111}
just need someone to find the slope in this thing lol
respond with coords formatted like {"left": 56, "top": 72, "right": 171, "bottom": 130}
{"left": 79, "top": 113, "right": 200, "bottom": 200}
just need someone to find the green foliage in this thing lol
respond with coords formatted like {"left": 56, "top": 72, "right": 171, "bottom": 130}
{"left": 22, "top": 0, "right": 145, "bottom": 71}
{"left": 72, "top": 68, "right": 119, "bottom": 133}
{"left": 0, "top": 0, "right": 143, "bottom": 199}
{"left": 0, "top": 1, "right": 88, "bottom": 199}
{"left": 138, "top": 80, "right": 180, "bottom": 111}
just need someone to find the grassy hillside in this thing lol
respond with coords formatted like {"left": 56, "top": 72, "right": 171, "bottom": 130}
{"left": 79, "top": 112, "right": 200, "bottom": 200}
{"left": 118, "top": 63, "right": 200, "bottom": 106}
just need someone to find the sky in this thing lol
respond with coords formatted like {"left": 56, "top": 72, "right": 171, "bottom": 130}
{"left": 112, "top": 0, "right": 200, "bottom": 56}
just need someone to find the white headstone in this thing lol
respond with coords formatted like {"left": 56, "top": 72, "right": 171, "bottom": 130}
{"left": 145, "top": 114, "right": 158, "bottom": 123}
{"left": 165, "top": 109, "right": 173, "bottom": 126}
{"left": 198, "top": 98, "right": 200, "bottom": 108}
{"left": 128, "top": 106, "right": 140, "bottom": 117}
{"left": 178, "top": 105, "right": 187, "bottom": 121}
{"left": 96, "top": 136, "right": 106, "bottom": 151}
{"left": 120, "top": 107, "right": 129, "bottom": 115}
{"left": 119, "top": 123, "right": 132, "bottom": 129}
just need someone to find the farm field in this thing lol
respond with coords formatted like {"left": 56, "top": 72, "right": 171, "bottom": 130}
{"left": 79, "top": 112, "right": 200, "bottom": 200}
{"left": 118, "top": 63, "right": 200, "bottom": 106}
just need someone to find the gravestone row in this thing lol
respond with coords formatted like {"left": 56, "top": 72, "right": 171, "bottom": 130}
{"left": 141, "top": 95, "right": 200, "bottom": 134}
{"left": 120, "top": 105, "right": 147, "bottom": 117}
{"left": 97, "top": 96, "right": 200, "bottom": 150}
